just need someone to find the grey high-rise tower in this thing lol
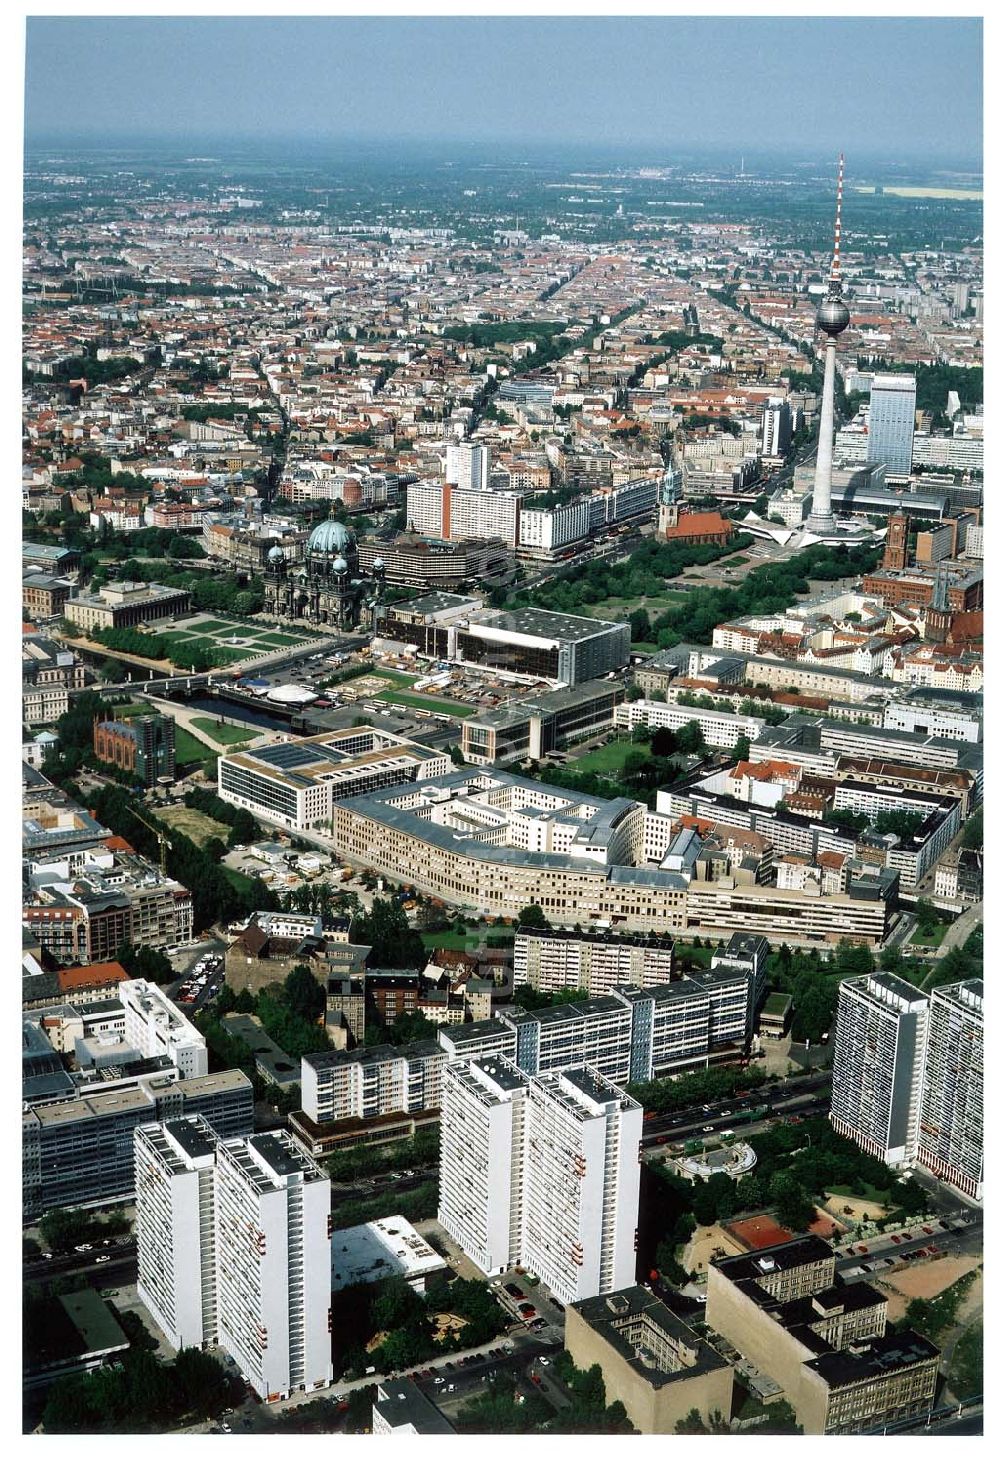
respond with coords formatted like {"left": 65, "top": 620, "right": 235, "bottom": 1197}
{"left": 807, "top": 155, "right": 850, "bottom": 534}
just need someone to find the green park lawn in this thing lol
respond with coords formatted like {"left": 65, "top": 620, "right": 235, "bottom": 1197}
{"left": 910, "top": 924, "right": 948, "bottom": 949}
{"left": 174, "top": 726, "right": 215, "bottom": 766}
{"left": 580, "top": 592, "right": 685, "bottom": 620}
{"left": 673, "top": 941, "right": 717, "bottom": 970}
{"left": 376, "top": 690, "right": 476, "bottom": 718}
{"left": 420, "top": 928, "right": 486, "bottom": 952}
{"left": 371, "top": 668, "right": 420, "bottom": 685}
{"left": 569, "top": 738, "right": 651, "bottom": 775}
{"left": 190, "top": 717, "right": 254, "bottom": 747}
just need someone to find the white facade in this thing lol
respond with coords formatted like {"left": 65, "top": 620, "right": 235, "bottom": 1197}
{"left": 830, "top": 974, "right": 929, "bottom": 1167}
{"left": 135, "top": 1117, "right": 219, "bottom": 1351}
{"left": 448, "top": 487, "right": 521, "bottom": 546}
{"left": 521, "top": 1067, "right": 641, "bottom": 1306}
{"left": 120, "top": 979, "right": 208, "bottom": 1078}
{"left": 300, "top": 1044, "right": 446, "bottom": 1125}
{"left": 513, "top": 928, "right": 674, "bottom": 996}
{"left": 135, "top": 1123, "right": 332, "bottom": 1401}
{"left": 614, "top": 698, "right": 765, "bottom": 748}
{"left": 916, "top": 980, "right": 983, "bottom": 1200}
{"left": 446, "top": 441, "right": 491, "bottom": 491}
{"left": 438, "top": 1057, "right": 640, "bottom": 1304}
{"left": 882, "top": 702, "right": 980, "bottom": 744}
{"left": 517, "top": 498, "right": 591, "bottom": 552}
{"left": 405, "top": 479, "right": 445, "bottom": 537}
{"left": 438, "top": 1057, "right": 528, "bottom": 1277}
{"left": 761, "top": 398, "right": 792, "bottom": 458}
{"left": 217, "top": 726, "right": 452, "bottom": 834}
{"left": 215, "top": 1131, "right": 332, "bottom": 1402}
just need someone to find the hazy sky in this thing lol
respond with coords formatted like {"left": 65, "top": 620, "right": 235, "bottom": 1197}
{"left": 25, "top": 15, "right": 982, "bottom": 164}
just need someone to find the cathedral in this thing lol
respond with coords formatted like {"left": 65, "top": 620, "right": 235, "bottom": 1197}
{"left": 263, "top": 516, "right": 387, "bottom": 630}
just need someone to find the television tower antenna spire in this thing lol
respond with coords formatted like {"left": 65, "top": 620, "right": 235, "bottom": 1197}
{"left": 831, "top": 152, "right": 845, "bottom": 284}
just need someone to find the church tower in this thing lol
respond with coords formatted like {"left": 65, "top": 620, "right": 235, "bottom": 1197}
{"left": 882, "top": 511, "right": 909, "bottom": 571}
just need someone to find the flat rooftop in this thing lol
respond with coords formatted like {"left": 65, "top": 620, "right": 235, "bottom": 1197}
{"left": 330, "top": 1215, "right": 447, "bottom": 1291}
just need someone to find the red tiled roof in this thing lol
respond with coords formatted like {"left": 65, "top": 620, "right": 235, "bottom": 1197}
{"left": 57, "top": 960, "right": 129, "bottom": 992}
{"left": 666, "top": 510, "right": 733, "bottom": 539}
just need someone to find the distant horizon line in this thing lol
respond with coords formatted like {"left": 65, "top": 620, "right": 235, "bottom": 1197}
{"left": 22, "top": 132, "right": 983, "bottom": 172}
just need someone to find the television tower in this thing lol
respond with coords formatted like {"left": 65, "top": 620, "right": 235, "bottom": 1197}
{"left": 806, "top": 154, "right": 850, "bottom": 534}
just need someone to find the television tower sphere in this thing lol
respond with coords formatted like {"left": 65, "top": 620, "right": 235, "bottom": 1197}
{"left": 817, "top": 291, "right": 850, "bottom": 336}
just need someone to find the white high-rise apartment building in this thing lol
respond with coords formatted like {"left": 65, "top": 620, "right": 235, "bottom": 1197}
{"left": 917, "top": 980, "right": 983, "bottom": 1200}
{"left": 135, "top": 1120, "right": 332, "bottom": 1401}
{"left": 447, "top": 486, "right": 520, "bottom": 546}
{"left": 446, "top": 441, "right": 491, "bottom": 491}
{"left": 761, "top": 398, "right": 792, "bottom": 459}
{"left": 135, "top": 1116, "right": 220, "bottom": 1351}
{"left": 215, "top": 1131, "right": 332, "bottom": 1402}
{"left": 520, "top": 1066, "right": 641, "bottom": 1305}
{"left": 438, "top": 1057, "right": 528, "bottom": 1276}
{"left": 405, "top": 479, "right": 445, "bottom": 537}
{"left": 829, "top": 973, "right": 929, "bottom": 1167}
{"left": 120, "top": 979, "right": 208, "bottom": 1078}
{"left": 438, "top": 1057, "right": 640, "bottom": 1304}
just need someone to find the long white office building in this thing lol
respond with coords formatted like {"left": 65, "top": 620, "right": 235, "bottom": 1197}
{"left": 135, "top": 1121, "right": 333, "bottom": 1401}
{"left": 299, "top": 1041, "right": 445, "bottom": 1126}
{"left": 614, "top": 698, "right": 766, "bottom": 748}
{"left": 438, "top": 1056, "right": 641, "bottom": 1304}
{"left": 439, "top": 962, "right": 756, "bottom": 1087}
{"left": 830, "top": 973, "right": 929, "bottom": 1167}
{"left": 513, "top": 926, "right": 675, "bottom": 995}
{"left": 120, "top": 978, "right": 208, "bottom": 1078}
{"left": 916, "top": 980, "right": 983, "bottom": 1200}
{"left": 217, "top": 726, "right": 451, "bottom": 835}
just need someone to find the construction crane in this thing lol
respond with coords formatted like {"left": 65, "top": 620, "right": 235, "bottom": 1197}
{"left": 131, "top": 807, "right": 173, "bottom": 876}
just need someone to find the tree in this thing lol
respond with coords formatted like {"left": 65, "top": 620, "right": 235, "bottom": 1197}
{"left": 732, "top": 734, "right": 751, "bottom": 762}
{"left": 116, "top": 942, "right": 173, "bottom": 984}
{"left": 757, "top": 1400, "right": 803, "bottom": 1434}
{"left": 284, "top": 964, "right": 325, "bottom": 1022}
{"left": 962, "top": 806, "right": 983, "bottom": 849}
{"left": 350, "top": 897, "right": 425, "bottom": 968}
{"left": 651, "top": 725, "right": 677, "bottom": 758}
{"left": 879, "top": 944, "right": 904, "bottom": 973}
{"left": 517, "top": 903, "right": 550, "bottom": 930}
{"left": 676, "top": 721, "right": 706, "bottom": 755}
{"left": 771, "top": 1171, "right": 816, "bottom": 1231}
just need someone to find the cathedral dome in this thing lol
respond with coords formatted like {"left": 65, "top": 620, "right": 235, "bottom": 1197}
{"left": 307, "top": 518, "right": 354, "bottom": 555}
{"left": 267, "top": 544, "right": 285, "bottom": 562}
{"left": 332, "top": 554, "right": 349, "bottom": 575}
